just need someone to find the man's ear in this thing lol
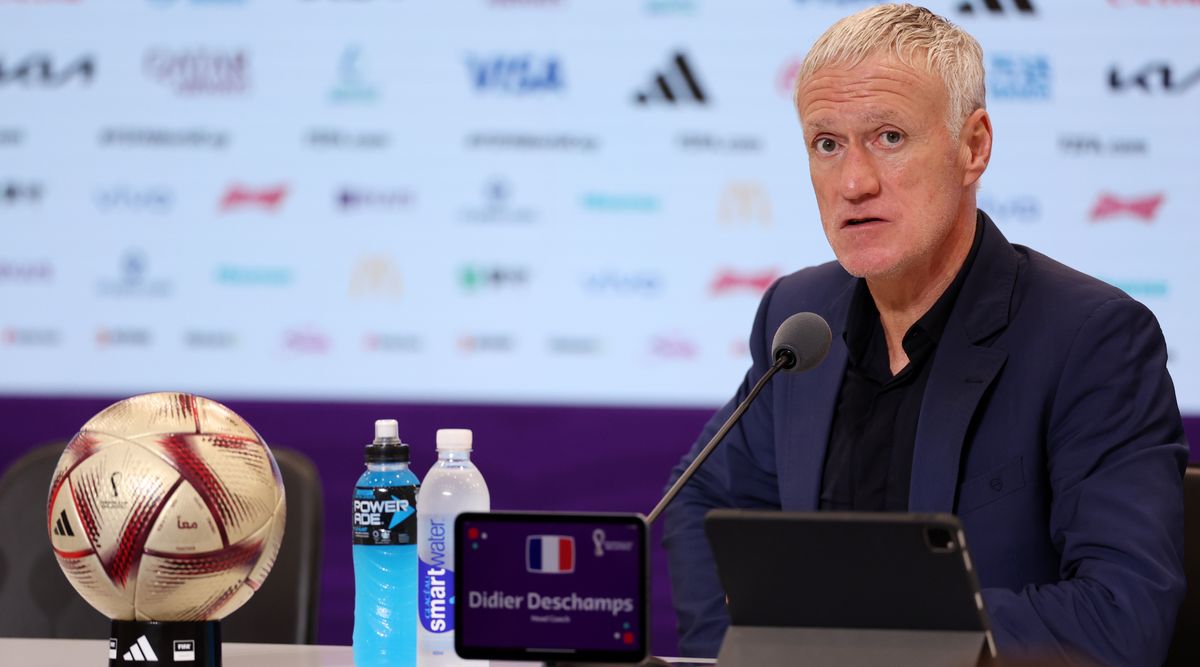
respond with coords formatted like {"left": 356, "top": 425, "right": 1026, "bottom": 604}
{"left": 960, "top": 109, "right": 992, "bottom": 188}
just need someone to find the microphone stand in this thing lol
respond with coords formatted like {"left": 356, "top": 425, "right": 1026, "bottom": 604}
{"left": 646, "top": 348, "right": 796, "bottom": 525}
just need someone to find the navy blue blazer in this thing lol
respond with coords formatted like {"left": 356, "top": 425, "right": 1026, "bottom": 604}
{"left": 663, "top": 214, "right": 1187, "bottom": 666}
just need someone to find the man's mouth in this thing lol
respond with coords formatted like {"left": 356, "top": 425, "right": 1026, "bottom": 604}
{"left": 844, "top": 217, "right": 883, "bottom": 227}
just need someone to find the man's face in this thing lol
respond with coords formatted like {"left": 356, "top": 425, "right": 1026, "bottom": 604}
{"left": 797, "top": 54, "right": 973, "bottom": 282}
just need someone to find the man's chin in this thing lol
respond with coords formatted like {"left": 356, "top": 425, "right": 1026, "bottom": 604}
{"left": 834, "top": 256, "right": 902, "bottom": 281}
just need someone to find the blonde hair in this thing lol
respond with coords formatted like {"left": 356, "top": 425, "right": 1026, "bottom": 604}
{"left": 794, "top": 4, "right": 985, "bottom": 137}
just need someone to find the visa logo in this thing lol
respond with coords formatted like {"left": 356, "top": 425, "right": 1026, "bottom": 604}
{"left": 466, "top": 55, "right": 564, "bottom": 93}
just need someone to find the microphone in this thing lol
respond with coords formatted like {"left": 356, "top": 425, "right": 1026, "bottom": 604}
{"left": 646, "top": 312, "right": 832, "bottom": 524}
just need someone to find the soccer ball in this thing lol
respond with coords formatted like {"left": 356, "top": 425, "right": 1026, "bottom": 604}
{"left": 47, "top": 392, "right": 286, "bottom": 622}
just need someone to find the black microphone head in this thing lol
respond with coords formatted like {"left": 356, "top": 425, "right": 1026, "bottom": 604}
{"left": 771, "top": 312, "right": 832, "bottom": 372}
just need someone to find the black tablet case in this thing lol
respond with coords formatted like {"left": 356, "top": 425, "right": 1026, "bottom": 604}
{"left": 704, "top": 510, "right": 994, "bottom": 667}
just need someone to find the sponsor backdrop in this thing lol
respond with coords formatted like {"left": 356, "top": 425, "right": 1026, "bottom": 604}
{"left": 1, "top": 0, "right": 1198, "bottom": 656}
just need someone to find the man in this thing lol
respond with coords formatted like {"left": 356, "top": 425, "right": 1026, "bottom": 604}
{"left": 662, "top": 5, "right": 1186, "bottom": 666}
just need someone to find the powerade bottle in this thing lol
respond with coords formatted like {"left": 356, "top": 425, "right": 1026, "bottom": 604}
{"left": 353, "top": 419, "right": 420, "bottom": 667}
{"left": 418, "top": 429, "right": 491, "bottom": 667}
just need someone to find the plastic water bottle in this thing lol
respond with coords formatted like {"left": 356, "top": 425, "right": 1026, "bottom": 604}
{"left": 353, "top": 419, "right": 420, "bottom": 667}
{"left": 418, "top": 428, "right": 491, "bottom": 667}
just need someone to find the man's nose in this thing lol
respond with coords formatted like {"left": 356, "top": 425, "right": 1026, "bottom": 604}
{"left": 839, "top": 145, "right": 880, "bottom": 201}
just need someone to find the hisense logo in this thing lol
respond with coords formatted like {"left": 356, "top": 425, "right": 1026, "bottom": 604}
{"left": 215, "top": 264, "right": 293, "bottom": 287}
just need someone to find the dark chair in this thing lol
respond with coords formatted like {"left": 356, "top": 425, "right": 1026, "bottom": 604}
{"left": 223, "top": 447, "right": 324, "bottom": 644}
{"left": 0, "top": 442, "right": 323, "bottom": 644}
{"left": 1166, "top": 465, "right": 1200, "bottom": 665}
{"left": 0, "top": 443, "right": 107, "bottom": 639}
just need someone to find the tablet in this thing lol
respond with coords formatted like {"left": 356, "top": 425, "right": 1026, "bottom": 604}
{"left": 455, "top": 511, "right": 648, "bottom": 663}
{"left": 704, "top": 510, "right": 993, "bottom": 639}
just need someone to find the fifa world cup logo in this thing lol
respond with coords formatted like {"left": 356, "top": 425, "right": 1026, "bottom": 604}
{"left": 110, "top": 472, "right": 122, "bottom": 497}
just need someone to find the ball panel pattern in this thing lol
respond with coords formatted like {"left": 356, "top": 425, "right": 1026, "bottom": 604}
{"left": 245, "top": 494, "right": 286, "bottom": 591}
{"left": 145, "top": 481, "right": 223, "bottom": 555}
{"left": 70, "top": 443, "right": 182, "bottom": 589}
{"left": 47, "top": 392, "right": 286, "bottom": 622}
{"left": 141, "top": 432, "right": 280, "bottom": 547}
{"left": 136, "top": 531, "right": 267, "bottom": 621}
{"left": 78, "top": 393, "right": 206, "bottom": 441}
{"left": 192, "top": 397, "right": 262, "bottom": 442}
{"left": 54, "top": 550, "right": 134, "bottom": 620}
{"left": 46, "top": 431, "right": 102, "bottom": 526}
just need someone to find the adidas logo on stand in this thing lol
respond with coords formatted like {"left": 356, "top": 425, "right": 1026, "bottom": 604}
{"left": 52, "top": 510, "right": 75, "bottom": 537}
{"left": 633, "top": 52, "right": 708, "bottom": 106}
{"left": 123, "top": 635, "right": 159, "bottom": 662}
{"left": 958, "top": 0, "right": 1036, "bottom": 14}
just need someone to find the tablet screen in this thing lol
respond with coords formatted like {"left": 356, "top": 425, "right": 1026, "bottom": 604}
{"left": 455, "top": 512, "right": 647, "bottom": 663}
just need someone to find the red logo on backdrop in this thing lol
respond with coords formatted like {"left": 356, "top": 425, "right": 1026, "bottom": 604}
{"left": 220, "top": 184, "right": 288, "bottom": 212}
{"left": 284, "top": 328, "right": 330, "bottom": 355}
{"left": 710, "top": 269, "right": 780, "bottom": 295}
{"left": 1089, "top": 192, "right": 1164, "bottom": 222}
{"left": 776, "top": 58, "right": 803, "bottom": 97}
{"left": 650, "top": 335, "right": 698, "bottom": 360}
{"left": 143, "top": 49, "right": 249, "bottom": 96}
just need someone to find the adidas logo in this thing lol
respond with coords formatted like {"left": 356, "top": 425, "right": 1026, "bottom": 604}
{"left": 633, "top": 52, "right": 708, "bottom": 106}
{"left": 123, "top": 635, "right": 159, "bottom": 662}
{"left": 52, "top": 509, "right": 75, "bottom": 537}
{"left": 958, "top": 0, "right": 1036, "bottom": 14}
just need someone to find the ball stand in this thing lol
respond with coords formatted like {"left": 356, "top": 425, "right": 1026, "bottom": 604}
{"left": 109, "top": 620, "right": 221, "bottom": 666}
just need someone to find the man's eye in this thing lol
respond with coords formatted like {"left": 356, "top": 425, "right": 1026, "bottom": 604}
{"left": 881, "top": 131, "right": 903, "bottom": 145}
{"left": 815, "top": 138, "right": 838, "bottom": 153}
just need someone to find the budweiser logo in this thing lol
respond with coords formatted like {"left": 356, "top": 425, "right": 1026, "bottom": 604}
{"left": 709, "top": 269, "right": 780, "bottom": 295}
{"left": 1089, "top": 192, "right": 1164, "bottom": 222}
{"left": 219, "top": 184, "right": 287, "bottom": 211}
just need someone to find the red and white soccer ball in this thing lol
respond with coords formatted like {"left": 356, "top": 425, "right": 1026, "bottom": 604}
{"left": 46, "top": 392, "right": 286, "bottom": 622}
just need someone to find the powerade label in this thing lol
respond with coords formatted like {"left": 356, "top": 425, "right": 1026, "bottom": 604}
{"left": 420, "top": 517, "right": 454, "bottom": 633}
{"left": 353, "top": 485, "right": 418, "bottom": 546}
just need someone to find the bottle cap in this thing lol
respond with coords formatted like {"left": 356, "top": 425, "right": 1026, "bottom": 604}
{"left": 365, "top": 419, "right": 409, "bottom": 463}
{"left": 436, "top": 428, "right": 473, "bottom": 451}
{"left": 374, "top": 419, "right": 399, "bottom": 443}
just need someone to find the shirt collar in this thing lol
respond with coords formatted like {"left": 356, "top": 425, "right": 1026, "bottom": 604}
{"left": 842, "top": 211, "right": 985, "bottom": 360}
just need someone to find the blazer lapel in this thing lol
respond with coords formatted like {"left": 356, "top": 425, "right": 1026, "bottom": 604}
{"left": 779, "top": 281, "right": 853, "bottom": 511}
{"left": 908, "top": 328, "right": 1007, "bottom": 512}
{"left": 909, "top": 214, "right": 1019, "bottom": 513}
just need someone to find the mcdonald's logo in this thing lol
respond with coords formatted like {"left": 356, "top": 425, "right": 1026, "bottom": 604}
{"left": 350, "top": 256, "right": 403, "bottom": 300}
{"left": 719, "top": 183, "right": 771, "bottom": 225}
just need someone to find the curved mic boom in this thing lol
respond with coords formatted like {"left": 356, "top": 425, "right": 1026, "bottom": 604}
{"left": 647, "top": 312, "right": 832, "bottom": 524}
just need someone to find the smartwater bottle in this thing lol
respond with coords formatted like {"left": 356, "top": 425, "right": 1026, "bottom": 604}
{"left": 353, "top": 419, "right": 420, "bottom": 667}
{"left": 418, "top": 428, "right": 491, "bottom": 667}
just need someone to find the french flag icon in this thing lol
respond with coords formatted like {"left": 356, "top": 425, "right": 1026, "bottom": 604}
{"left": 527, "top": 535, "right": 575, "bottom": 574}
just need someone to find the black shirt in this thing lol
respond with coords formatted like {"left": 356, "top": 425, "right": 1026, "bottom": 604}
{"left": 819, "top": 216, "right": 984, "bottom": 511}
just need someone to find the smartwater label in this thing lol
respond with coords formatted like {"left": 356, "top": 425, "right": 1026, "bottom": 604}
{"left": 419, "top": 516, "right": 454, "bottom": 633}
{"left": 353, "top": 485, "right": 417, "bottom": 546}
